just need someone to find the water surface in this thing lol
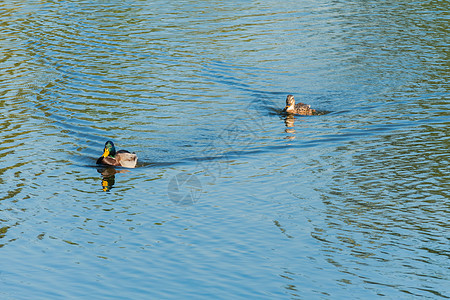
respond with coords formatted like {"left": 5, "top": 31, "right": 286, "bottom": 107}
{"left": 0, "top": 0, "right": 448, "bottom": 299}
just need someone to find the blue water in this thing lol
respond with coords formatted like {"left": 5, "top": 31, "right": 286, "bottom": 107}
{"left": 1, "top": 0, "right": 448, "bottom": 299}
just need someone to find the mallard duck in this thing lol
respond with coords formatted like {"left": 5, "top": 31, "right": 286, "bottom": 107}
{"left": 96, "top": 141, "right": 138, "bottom": 168}
{"left": 283, "top": 94, "right": 316, "bottom": 115}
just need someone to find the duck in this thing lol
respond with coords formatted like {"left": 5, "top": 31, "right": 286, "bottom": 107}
{"left": 96, "top": 141, "right": 138, "bottom": 168}
{"left": 283, "top": 94, "right": 316, "bottom": 115}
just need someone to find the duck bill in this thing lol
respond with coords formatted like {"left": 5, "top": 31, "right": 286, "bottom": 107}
{"left": 102, "top": 148, "right": 110, "bottom": 158}
{"left": 284, "top": 106, "right": 290, "bottom": 111}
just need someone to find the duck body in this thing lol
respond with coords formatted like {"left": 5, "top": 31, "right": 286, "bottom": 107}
{"left": 283, "top": 94, "right": 316, "bottom": 116}
{"left": 96, "top": 141, "right": 138, "bottom": 168}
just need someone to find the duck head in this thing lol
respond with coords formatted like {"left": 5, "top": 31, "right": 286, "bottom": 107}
{"left": 283, "top": 94, "right": 295, "bottom": 112}
{"left": 101, "top": 141, "right": 117, "bottom": 158}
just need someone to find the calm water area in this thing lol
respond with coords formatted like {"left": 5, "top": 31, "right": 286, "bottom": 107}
{"left": 1, "top": 0, "right": 449, "bottom": 299}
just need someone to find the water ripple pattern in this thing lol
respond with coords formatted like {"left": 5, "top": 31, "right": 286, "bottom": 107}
{"left": 0, "top": 0, "right": 448, "bottom": 299}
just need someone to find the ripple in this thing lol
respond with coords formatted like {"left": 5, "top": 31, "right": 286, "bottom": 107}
{"left": 0, "top": 0, "right": 449, "bottom": 298}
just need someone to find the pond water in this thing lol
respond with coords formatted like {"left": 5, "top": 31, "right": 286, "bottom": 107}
{"left": 1, "top": 0, "right": 448, "bottom": 298}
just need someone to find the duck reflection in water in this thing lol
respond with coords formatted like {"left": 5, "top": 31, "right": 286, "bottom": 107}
{"left": 284, "top": 115, "right": 296, "bottom": 140}
{"left": 97, "top": 166, "right": 131, "bottom": 192}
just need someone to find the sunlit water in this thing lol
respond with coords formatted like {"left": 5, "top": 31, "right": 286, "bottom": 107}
{"left": 1, "top": 0, "right": 448, "bottom": 299}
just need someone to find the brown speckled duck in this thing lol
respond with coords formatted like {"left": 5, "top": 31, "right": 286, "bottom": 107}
{"left": 96, "top": 141, "right": 138, "bottom": 168}
{"left": 283, "top": 94, "right": 316, "bottom": 115}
